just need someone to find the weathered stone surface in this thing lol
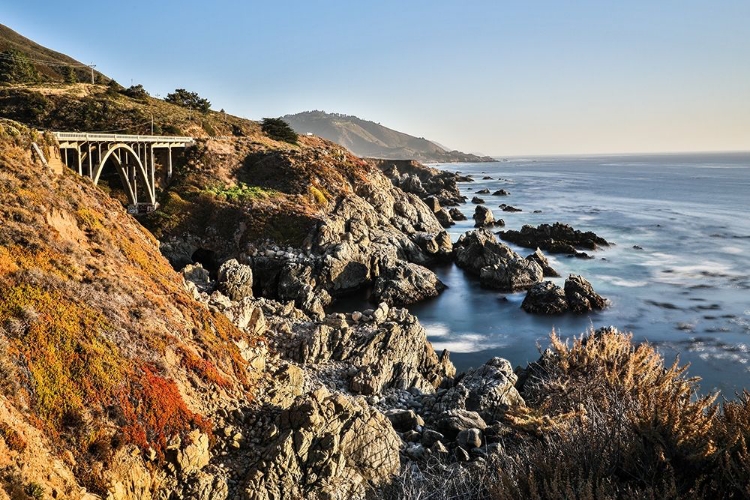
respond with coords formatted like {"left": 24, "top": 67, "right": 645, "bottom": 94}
{"left": 224, "top": 297, "right": 266, "bottom": 334}
{"left": 243, "top": 388, "right": 400, "bottom": 500}
{"left": 279, "top": 306, "right": 455, "bottom": 396}
{"left": 565, "top": 274, "right": 607, "bottom": 312}
{"left": 424, "top": 196, "right": 441, "bottom": 213}
{"left": 473, "top": 205, "right": 495, "bottom": 228}
{"left": 457, "top": 428, "right": 482, "bottom": 450}
{"left": 499, "top": 222, "right": 610, "bottom": 254}
{"left": 492, "top": 189, "right": 510, "bottom": 196}
{"left": 181, "top": 263, "right": 212, "bottom": 296}
{"left": 371, "top": 259, "right": 446, "bottom": 306}
{"left": 521, "top": 275, "right": 607, "bottom": 314}
{"left": 526, "top": 248, "right": 559, "bottom": 277}
{"left": 434, "top": 357, "right": 524, "bottom": 423}
{"left": 217, "top": 259, "right": 254, "bottom": 301}
{"left": 449, "top": 208, "right": 467, "bottom": 221}
{"left": 522, "top": 281, "right": 568, "bottom": 314}
{"left": 371, "top": 159, "right": 468, "bottom": 206}
{"left": 171, "top": 430, "right": 210, "bottom": 476}
{"left": 385, "top": 409, "right": 424, "bottom": 432}
{"left": 499, "top": 204, "right": 522, "bottom": 213}
{"left": 479, "top": 258, "right": 542, "bottom": 291}
{"left": 454, "top": 230, "right": 543, "bottom": 291}
{"left": 436, "top": 410, "right": 487, "bottom": 439}
{"left": 435, "top": 208, "right": 454, "bottom": 228}
{"left": 471, "top": 196, "right": 485, "bottom": 204}
{"left": 476, "top": 188, "right": 490, "bottom": 194}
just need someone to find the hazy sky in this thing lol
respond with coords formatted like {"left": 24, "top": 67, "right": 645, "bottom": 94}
{"left": 3, "top": 1, "right": 749, "bottom": 155}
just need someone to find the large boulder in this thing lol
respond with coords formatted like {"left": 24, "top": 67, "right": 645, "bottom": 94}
{"left": 565, "top": 274, "right": 607, "bottom": 312}
{"left": 449, "top": 208, "right": 467, "bottom": 221}
{"left": 454, "top": 230, "right": 543, "bottom": 291}
{"left": 435, "top": 208, "right": 454, "bottom": 228}
{"left": 479, "top": 258, "right": 542, "bottom": 291}
{"left": 243, "top": 388, "right": 400, "bottom": 500}
{"left": 434, "top": 357, "right": 525, "bottom": 423}
{"left": 217, "top": 259, "right": 254, "bottom": 301}
{"left": 371, "top": 259, "right": 446, "bottom": 306}
{"left": 522, "top": 281, "right": 569, "bottom": 314}
{"left": 526, "top": 248, "right": 559, "bottom": 277}
{"left": 473, "top": 205, "right": 495, "bottom": 228}
{"left": 521, "top": 275, "right": 607, "bottom": 314}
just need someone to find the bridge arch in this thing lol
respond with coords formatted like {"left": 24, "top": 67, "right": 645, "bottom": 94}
{"left": 95, "top": 143, "right": 154, "bottom": 205}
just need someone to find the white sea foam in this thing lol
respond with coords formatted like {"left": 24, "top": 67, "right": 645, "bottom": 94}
{"left": 430, "top": 333, "right": 503, "bottom": 353}
{"left": 598, "top": 275, "right": 648, "bottom": 287}
{"left": 721, "top": 246, "right": 745, "bottom": 255}
{"left": 423, "top": 322, "right": 451, "bottom": 337}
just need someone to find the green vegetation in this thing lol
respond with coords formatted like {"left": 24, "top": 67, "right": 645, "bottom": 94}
{"left": 166, "top": 88, "right": 211, "bottom": 113}
{"left": 205, "top": 182, "right": 277, "bottom": 202}
{"left": 0, "top": 49, "right": 40, "bottom": 84}
{"left": 261, "top": 117, "right": 298, "bottom": 144}
{"left": 122, "top": 83, "right": 149, "bottom": 100}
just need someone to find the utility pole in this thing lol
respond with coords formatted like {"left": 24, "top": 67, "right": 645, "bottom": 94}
{"left": 89, "top": 64, "right": 96, "bottom": 84}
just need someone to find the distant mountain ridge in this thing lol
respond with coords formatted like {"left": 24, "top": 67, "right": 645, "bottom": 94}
{"left": 283, "top": 110, "right": 495, "bottom": 163}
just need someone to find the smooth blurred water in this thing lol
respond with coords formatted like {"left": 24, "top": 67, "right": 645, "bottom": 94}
{"left": 408, "top": 152, "right": 750, "bottom": 398}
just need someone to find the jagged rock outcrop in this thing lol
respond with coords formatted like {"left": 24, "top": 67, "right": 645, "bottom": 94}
{"left": 493, "top": 189, "right": 510, "bottom": 196}
{"left": 522, "top": 275, "right": 607, "bottom": 314}
{"left": 565, "top": 274, "right": 607, "bottom": 312}
{"left": 499, "top": 222, "right": 610, "bottom": 254}
{"left": 471, "top": 196, "right": 485, "bottom": 204}
{"left": 433, "top": 358, "right": 524, "bottom": 423}
{"left": 473, "top": 205, "right": 495, "bottom": 228}
{"left": 526, "top": 248, "right": 559, "bottom": 277}
{"left": 522, "top": 281, "right": 569, "bottom": 314}
{"left": 217, "top": 259, "right": 254, "bottom": 301}
{"left": 371, "top": 259, "right": 447, "bottom": 306}
{"left": 369, "top": 159, "right": 468, "bottom": 206}
{"left": 453, "top": 230, "right": 543, "bottom": 291}
{"left": 449, "top": 208, "right": 467, "bottom": 221}
{"left": 243, "top": 387, "right": 400, "bottom": 500}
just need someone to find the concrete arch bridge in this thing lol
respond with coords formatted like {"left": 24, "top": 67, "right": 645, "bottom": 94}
{"left": 52, "top": 132, "right": 194, "bottom": 214}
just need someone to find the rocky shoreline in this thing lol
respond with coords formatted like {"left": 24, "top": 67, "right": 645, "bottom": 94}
{"left": 154, "top": 157, "right": 616, "bottom": 498}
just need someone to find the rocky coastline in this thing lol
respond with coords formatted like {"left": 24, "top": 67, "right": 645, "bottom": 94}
{"left": 4, "top": 119, "right": 742, "bottom": 500}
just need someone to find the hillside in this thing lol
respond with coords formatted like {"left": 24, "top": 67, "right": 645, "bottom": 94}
{"left": 283, "top": 110, "right": 496, "bottom": 163}
{"left": 0, "top": 24, "right": 107, "bottom": 84}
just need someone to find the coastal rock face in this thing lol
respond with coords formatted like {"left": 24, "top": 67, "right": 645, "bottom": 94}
{"left": 434, "top": 357, "right": 525, "bottom": 423}
{"left": 499, "top": 222, "right": 610, "bottom": 254}
{"left": 449, "top": 208, "right": 467, "bottom": 221}
{"left": 565, "top": 274, "right": 607, "bottom": 312}
{"left": 471, "top": 196, "right": 485, "bottom": 204}
{"left": 271, "top": 302, "right": 455, "bottom": 396}
{"left": 371, "top": 259, "right": 447, "bottom": 306}
{"left": 522, "top": 275, "right": 607, "bottom": 314}
{"left": 217, "top": 259, "right": 254, "bottom": 301}
{"left": 479, "top": 258, "right": 543, "bottom": 291}
{"left": 454, "top": 230, "right": 543, "bottom": 291}
{"left": 369, "top": 159, "right": 468, "bottom": 206}
{"left": 435, "top": 208, "right": 455, "bottom": 228}
{"left": 493, "top": 189, "right": 510, "bottom": 196}
{"left": 473, "top": 205, "right": 495, "bottom": 228}
{"left": 522, "top": 281, "right": 569, "bottom": 314}
{"left": 243, "top": 387, "right": 400, "bottom": 500}
{"left": 526, "top": 248, "right": 560, "bottom": 277}
{"left": 248, "top": 184, "right": 452, "bottom": 316}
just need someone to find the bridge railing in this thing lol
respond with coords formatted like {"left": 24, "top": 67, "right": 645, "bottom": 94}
{"left": 52, "top": 131, "right": 194, "bottom": 144}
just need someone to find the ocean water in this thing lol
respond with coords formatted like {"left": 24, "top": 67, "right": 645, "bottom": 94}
{"left": 407, "top": 152, "right": 750, "bottom": 398}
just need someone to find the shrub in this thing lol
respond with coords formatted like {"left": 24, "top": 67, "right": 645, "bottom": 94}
{"left": 165, "top": 88, "right": 211, "bottom": 113}
{"left": 0, "top": 49, "right": 40, "bottom": 84}
{"left": 492, "top": 328, "right": 719, "bottom": 498}
{"left": 261, "top": 117, "right": 298, "bottom": 144}
{"left": 122, "top": 84, "right": 149, "bottom": 100}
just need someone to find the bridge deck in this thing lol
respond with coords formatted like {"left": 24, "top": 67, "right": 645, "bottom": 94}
{"left": 52, "top": 131, "right": 194, "bottom": 145}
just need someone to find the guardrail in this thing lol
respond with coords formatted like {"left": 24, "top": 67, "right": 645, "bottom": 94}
{"left": 52, "top": 131, "right": 194, "bottom": 143}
